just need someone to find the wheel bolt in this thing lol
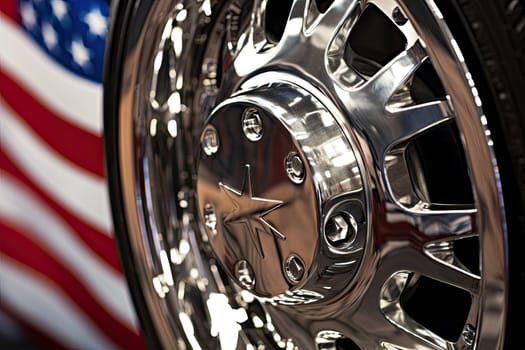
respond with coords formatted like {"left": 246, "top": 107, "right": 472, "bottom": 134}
{"left": 285, "top": 255, "right": 305, "bottom": 284}
{"left": 325, "top": 213, "right": 358, "bottom": 246}
{"left": 242, "top": 108, "right": 263, "bottom": 141}
{"left": 392, "top": 7, "right": 408, "bottom": 26}
{"left": 462, "top": 324, "right": 476, "bottom": 347}
{"left": 235, "top": 260, "right": 255, "bottom": 290}
{"left": 201, "top": 125, "right": 220, "bottom": 156}
{"left": 285, "top": 152, "right": 305, "bottom": 184}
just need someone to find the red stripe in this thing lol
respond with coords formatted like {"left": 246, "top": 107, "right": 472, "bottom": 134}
{"left": 0, "top": 1, "right": 18, "bottom": 22}
{"left": 0, "top": 305, "right": 71, "bottom": 350}
{"left": 0, "top": 153, "right": 122, "bottom": 273}
{"left": 0, "top": 221, "right": 146, "bottom": 350}
{"left": 0, "top": 69, "right": 105, "bottom": 178}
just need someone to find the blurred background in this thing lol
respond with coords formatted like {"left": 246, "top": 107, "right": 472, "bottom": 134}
{"left": 0, "top": 1, "right": 146, "bottom": 348}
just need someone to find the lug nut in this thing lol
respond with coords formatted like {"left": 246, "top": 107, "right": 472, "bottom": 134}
{"left": 235, "top": 260, "right": 255, "bottom": 289}
{"left": 201, "top": 125, "right": 220, "bottom": 155}
{"left": 325, "top": 213, "right": 358, "bottom": 246}
{"left": 392, "top": 7, "right": 408, "bottom": 26}
{"left": 285, "top": 255, "right": 305, "bottom": 284}
{"left": 242, "top": 108, "right": 263, "bottom": 141}
{"left": 462, "top": 324, "right": 476, "bottom": 347}
{"left": 285, "top": 152, "right": 305, "bottom": 184}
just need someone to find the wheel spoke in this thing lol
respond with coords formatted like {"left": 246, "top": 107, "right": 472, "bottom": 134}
{"left": 347, "top": 269, "right": 446, "bottom": 349}
{"left": 414, "top": 248, "right": 479, "bottom": 293}
{"left": 386, "top": 204, "right": 475, "bottom": 234}
{"left": 387, "top": 99, "right": 453, "bottom": 146}
{"left": 378, "top": 303, "right": 448, "bottom": 349}
{"left": 251, "top": 0, "right": 269, "bottom": 52}
{"left": 351, "top": 97, "right": 453, "bottom": 164}
{"left": 380, "top": 204, "right": 479, "bottom": 292}
{"left": 233, "top": 0, "right": 273, "bottom": 76}
{"left": 314, "top": 0, "right": 361, "bottom": 38}
{"left": 358, "top": 40, "right": 427, "bottom": 106}
{"left": 287, "top": 0, "right": 309, "bottom": 30}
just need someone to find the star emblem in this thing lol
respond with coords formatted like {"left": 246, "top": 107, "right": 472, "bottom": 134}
{"left": 219, "top": 165, "right": 285, "bottom": 258}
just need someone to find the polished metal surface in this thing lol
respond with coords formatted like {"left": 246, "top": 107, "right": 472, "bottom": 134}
{"left": 325, "top": 212, "right": 358, "bottom": 246}
{"left": 115, "top": 0, "right": 508, "bottom": 348}
{"left": 285, "top": 152, "right": 305, "bottom": 184}
{"left": 196, "top": 81, "right": 365, "bottom": 300}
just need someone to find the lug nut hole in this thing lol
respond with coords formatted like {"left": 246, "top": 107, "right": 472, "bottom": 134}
{"left": 242, "top": 108, "right": 264, "bottom": 141}
{"left": 235, "top": 260, "right": 255, "bottom": 290}
{"left": 201, "top": 125, "right": 220, "bottom": 156}
{"left": 285, "top": 255, "right": 305, "bottom": 284}
{"left": 285, "top": 152, "right": 305, "bottom": 184}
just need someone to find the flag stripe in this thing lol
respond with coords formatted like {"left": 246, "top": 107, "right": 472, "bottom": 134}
{"left": 0, "top": 256, "right": 121, "bottom": 350}
{"left": 0, "top": 69, "right": 105, "bottom": 177}
{"left": 0, "top": 155, "right": 122, "bottom": 272}
{"left": 0, "top": 2, "right": 17, "bottom": 21}
{"left": 0, "top": 14, "right": 103, "bottom": 134}
{"left": 0, "top": 174, "right": 139, "bottom": 332}
{"left": 0, "top": 102, "right": 112, "bottom": 233}
{"left": 0, "top": 222, "right": 145, "bottom": 350}
{"left": 0, "top": 2, "right": 146, "bottom": 347}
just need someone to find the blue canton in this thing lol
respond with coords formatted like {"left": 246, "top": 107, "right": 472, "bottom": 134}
{"left": 18, "top": 0, "right": 109, "bottom": 83}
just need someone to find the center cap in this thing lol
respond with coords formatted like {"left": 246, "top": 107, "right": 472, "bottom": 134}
{"left": 197, "top": 82, "right": 365, "bottom": 299}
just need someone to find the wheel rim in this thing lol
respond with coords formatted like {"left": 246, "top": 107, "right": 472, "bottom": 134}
{"left": 113, "top": 0, "right": 508, "bottom": 348}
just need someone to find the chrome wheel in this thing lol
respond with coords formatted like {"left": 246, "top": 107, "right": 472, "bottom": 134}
{"left": 105, "top": 0, "right": 509, "bottom": 348}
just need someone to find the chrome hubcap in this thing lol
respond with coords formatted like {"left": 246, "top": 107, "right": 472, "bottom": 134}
{"left": 197, "top": 81, "right": 366, "bottom": 301}
{"left": 115, "top": 0, "right": 508, "bottom": 348}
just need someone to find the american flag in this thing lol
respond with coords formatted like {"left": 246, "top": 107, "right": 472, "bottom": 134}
{"left": 0, "top": 1, "right": 146, "bottom": 348}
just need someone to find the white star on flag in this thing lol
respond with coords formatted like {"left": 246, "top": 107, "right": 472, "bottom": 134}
{"left": 70, "top": 38, "right": 91, "bottom": 67}
{"left": 51, "top": 0, "right": 68, "bottom": 21}
{"left": 20, "top": 2, "right": 37, "bottom": 29}
{"left": 42, "top": 22, "right": 58, "bottom": 50}
{"left": 84, "top": 8, "right": 107, "bottom": 37}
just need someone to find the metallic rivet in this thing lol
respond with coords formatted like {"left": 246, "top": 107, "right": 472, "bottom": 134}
{"left": 203, "top": 204, "right": 217, "bottom": 235}
{"left": 201, "top": 125, "right": 220, "bottom": 156}
{"left": 462, "top": 324, "right": 476, "bottom": 347}
{"left": 285, "top": 255, "right": 305, "bottom": 284}
{"left": 285, "top": 152, "right": 305, "bottom": 184}
{"left": 235, "top": 260, "right": 255, "bottom": 290}
{"left": 242, "top": 108, "right": 263, "bottom": 142}
{"left": 392, "top": 7, "right": 408, "bottom": 26}
{"left": 325, "top": 213, "right": 358, "bottom": 246}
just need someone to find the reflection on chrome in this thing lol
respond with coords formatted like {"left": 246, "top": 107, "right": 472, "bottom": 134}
{"left": 116, "top": 0, "right": 507, "bottom": 348}
{"left": 179, "top": 312, "right": 202, "bottom": 350}
{"left": 197, "top": 78, "right": 366, "bottom": 301}
{"left": 380, "top": 272, "right": 449, "bottom": 349}
{"left": 206, "top": 293, "right": 247, "bottom": 350}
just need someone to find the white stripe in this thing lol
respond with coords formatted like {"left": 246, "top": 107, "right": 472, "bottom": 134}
{"left": 0, "top": 102, "right": 113, "bottom": 233}
{"left": 0, "top": 14, "right": 102, "bottom": 134}
{"left": 0, "top": 174, "right": 139, "bottom": 332}
{"left": 0, "top": 257, "right": 119, "bottom": 350}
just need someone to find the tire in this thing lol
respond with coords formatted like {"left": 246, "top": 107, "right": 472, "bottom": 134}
{"left": 104, "top": 0, "right": 524, "bottom": 349}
